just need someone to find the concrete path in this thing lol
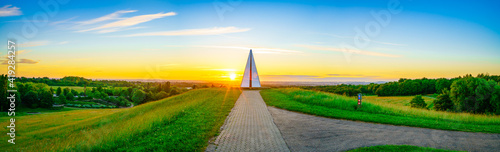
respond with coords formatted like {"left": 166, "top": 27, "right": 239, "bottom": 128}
{"left": 207, "top": 90, "right": 290, "bottom": 152}
{"left": 268, "top": 106, "right": 500, "bottom": 152}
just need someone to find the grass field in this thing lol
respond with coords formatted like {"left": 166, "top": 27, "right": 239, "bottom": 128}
{"left": 0, "top": 88, "right": 241, "bottom": 151}
{"left": 347, "top": 145, "right": 463, "bottom": 152}
{"left": 0, "top": 107, "right": 81, "bottom": 117}
{"left": 363, "top": 96, "right": 435, "bottom": 110}
{"left": 260, "top": 88, "right": 500, "bottom": 133}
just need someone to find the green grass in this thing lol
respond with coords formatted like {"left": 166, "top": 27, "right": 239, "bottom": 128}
{"left": 260, "top": 88, "right": 500, "bottom": 133}
{"left": 363, "top": 96, "right": 435, "bottom": 110}
{"left": 0, "top": 106, "right": 81, "bottom": 117}
{"left": 0, "top": 88, "right": 241, "bottom": 151}
{"left": 347, "top": 145, "right": 463, "bottom": 152}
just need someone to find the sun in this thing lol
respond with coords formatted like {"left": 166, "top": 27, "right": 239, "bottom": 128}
{"left": 229, "top": 73, "right": 237, "bottom": 80}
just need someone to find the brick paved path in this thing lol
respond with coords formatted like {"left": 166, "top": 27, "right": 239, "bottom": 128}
{"left": 208, "top": 90, "right": 290, "bottom": 152}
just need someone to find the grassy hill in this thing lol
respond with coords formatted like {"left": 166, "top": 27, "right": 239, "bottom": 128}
{"left": 0, "top": 88, "right": 241, "bottom": 151}
{"left": 261, "top": 88, "right": 500, "bottom": 133}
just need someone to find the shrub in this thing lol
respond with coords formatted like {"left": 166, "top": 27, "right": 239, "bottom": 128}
{"left": 410, "top": 95, "right": 427, "bottom": 109}
{"left": 66, "top": 92, "right": 75, "bottom": 101}
{"left": 433, "top": 89, "right": 454, "bottom": 111}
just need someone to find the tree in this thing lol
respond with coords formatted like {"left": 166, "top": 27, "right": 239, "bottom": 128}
{"left": 112, "top": 88, "right": 121, "bottom": 96}
{"left": 433, "top": 89, "right": 453, "bottom": 111}
{"left": 24, "top": 91, "right": 39, "bottom": 108}
{"left": 435, "top": 78, "right": 451, "bottom": 93}
{"left": 58, "top": 94, "right": 67, "bottom": 104}
{"left": 170, "top": 87, "right": 179, "bottom": 96}
{"left": 56, "top": 87, "right": 62, "bottom": 96}
{"left": 146, "top": 91, "right": 154, "bottom": 102}
{"left": 491, "top": 83, "right": 500, "bottom": 114}
{"left": 132, "top": 90, "right": 146, "bottom": 105}
{"left": 192, "top": 85, "right": 197, "bottom": 90}
{"left": 410, "top": 95, "right": 427, "bottom": 109}
{"left": 71, "top": 89, "right": 78, "bottom": 96}
{"left": 118, "top": 96, "right": 131, "bottom": 107}
{"left": 39, "top": 90, "right": 54, "bottom": 108}
{"left": 63, "top": 87, "right": 70, "bottom": 96}
{"left": 66, "top": 92, "right": 75, "bottom": 101}
{"left": 163, "top": 81, "right": 171, "bottom": 93}
{"left": 155, "top": 91, "right": 169, "bottom": 100}
{"left": 0, "top": 75, "right": 8, "bottom": 111}
{"left": 450, "top": 77, "right": 497, "bottom": 113}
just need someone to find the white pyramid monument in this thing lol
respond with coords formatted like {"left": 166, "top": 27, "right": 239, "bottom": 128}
{"left": 241, "top": 49, "right": 261, "bottom": 88}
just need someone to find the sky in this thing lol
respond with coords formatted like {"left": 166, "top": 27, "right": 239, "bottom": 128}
{"left": 0, "top": 0, "right": 499, "bottom": 82}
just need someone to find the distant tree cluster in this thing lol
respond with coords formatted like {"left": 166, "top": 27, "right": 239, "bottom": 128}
{"left": 444, "top": 75, "right": 500, "bottom": 114}
{"left": 0, "top": 75, "right": 9, "bottom": 111}
{"left": 375, "top": 78, "right": 445, "bottom": 96}
{"left": 1, "top": 75, "right": 191, "bottom": 110}
{"left": 15, "top": 82, "right": 54, "bottom": 109}
{"left": 302, "top": 84, "right": 370, "bottom": 96}
{"left": 16, "top": 76, "right": 133, "bottom": 87}
{"left": 303, "top": 73, "right": 500, "bottom": 115}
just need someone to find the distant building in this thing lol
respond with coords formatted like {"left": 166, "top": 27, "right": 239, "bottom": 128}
{"left": 241, "top": 49, "right": 261, "bottom": 88}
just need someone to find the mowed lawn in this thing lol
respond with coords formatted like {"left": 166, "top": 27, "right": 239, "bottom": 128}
{"left": 0, "top": 88, "right": 241, "bottom": 151}
{"left": 261, "top": 88, "right": 500, "bottom": 133}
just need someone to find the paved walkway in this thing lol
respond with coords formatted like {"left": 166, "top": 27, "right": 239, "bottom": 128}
{"left": 268, "top": 106, "right": 500, "bottom": 152}
{"left": 207, "top": 90, "right": 290, "bottom": 152}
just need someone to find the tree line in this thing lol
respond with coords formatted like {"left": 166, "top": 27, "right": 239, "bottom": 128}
{"left": 0, "top": 75, "right": 197, "bottom": 111}
{"left": 304, "top": 73, "right": 500, "bottom": 114}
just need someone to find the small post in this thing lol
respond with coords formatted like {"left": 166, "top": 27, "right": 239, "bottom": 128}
{"left": 357, "top": 93, "right": 362, "bottom": 108}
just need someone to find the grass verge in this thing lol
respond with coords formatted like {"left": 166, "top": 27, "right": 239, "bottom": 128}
{"left": 260, "top": 88, "right": 500, "bottom": 133}
{"left": 0, "top": 88, "right": 241, "bottom": 151}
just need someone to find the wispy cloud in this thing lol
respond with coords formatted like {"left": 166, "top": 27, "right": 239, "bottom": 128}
{"left": 122, "top": 26, "right": 250, "bottom": 37}
{"left": 0, "top": 5, "right": 22, "bottom": 17}
{"left": 2, "top": 59, "right": 38, "bottom": 64}
{"left": 78, "top": 10, "right": 137, "bottom": 25}
{"left": 57, "top": 41, "right": 69, "bottom": 45}
{"left": 78, "top": 12, "right": 176, "bottom": 33}
{"left": 165, "top": 45, "right": 299, "bottom": 54}
{"left": 19, "top": 41, "right": 50, "bottom": 47}
{"left": 50, "top": 16, "right": 78, "bottom": 25}
{"left": 96, "top": 26, "right": 146, "bottom": 33}
{"left": 297, "top": 44, "right": 401, "bottom": 58}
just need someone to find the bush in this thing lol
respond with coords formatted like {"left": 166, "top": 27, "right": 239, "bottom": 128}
{"left": 410, "top": 95, "right": 427, "bottom": 109}
{"left": 433, "top": 89, "right": 454, "bottom": 111}
{"left": 155, "top": 91, "right": 169, "bottom": 100}
{"left": 66, "top": 92, "right": 75, "bottom": 101}
{"left": 24, "top": 90, "right": 39, "bottom": 108}
{"left": 132, "top": 90, "right": 146, "bottom": 105}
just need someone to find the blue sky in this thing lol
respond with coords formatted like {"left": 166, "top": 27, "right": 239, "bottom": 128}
{"left": 0, "top": 0, "right": 499, "bottom": 81}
